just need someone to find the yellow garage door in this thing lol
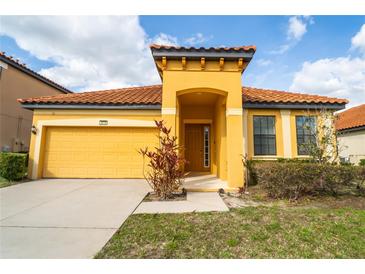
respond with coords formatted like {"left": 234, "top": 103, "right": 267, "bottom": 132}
{"left": 43, "top": 126, "right": 158, "bottom": 178}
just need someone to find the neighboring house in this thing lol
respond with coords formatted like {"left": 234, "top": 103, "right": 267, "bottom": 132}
{"left": 336, "top": 104, "right": 365, "bottom": 165}
{"left": 18, "top": 45, "right": 348, "bottom": 189}
{"left": 0, "top": 52, "right": 71, "bottom": 152}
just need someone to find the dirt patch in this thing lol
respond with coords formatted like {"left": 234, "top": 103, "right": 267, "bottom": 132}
{"left": 143, "top": 191, "right": 187, "bottom": 202}
{"left": 221, "top": 185, "right": 365, "bottom": 210}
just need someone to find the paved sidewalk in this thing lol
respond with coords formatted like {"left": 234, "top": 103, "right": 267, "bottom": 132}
{"left": 133, "top": 192, "right": 229, "bottom": 214}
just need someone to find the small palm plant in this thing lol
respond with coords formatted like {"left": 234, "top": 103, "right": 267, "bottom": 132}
{"left": 139, "top": 120, "right": 186, "bottom": 200}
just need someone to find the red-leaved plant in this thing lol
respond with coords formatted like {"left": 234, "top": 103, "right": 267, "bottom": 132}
{"left": 139, "top": 120, "right": 186, "bottom": 199}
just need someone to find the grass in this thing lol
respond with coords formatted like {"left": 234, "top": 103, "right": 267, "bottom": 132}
{"left": 95, "top": 206, "right": 365, "bottom": 259}
{"left": 0, "top": 176, "right": 11, "bottom": 188}
{"left": 0, "top": 176, "right": 29, "bottom": 188}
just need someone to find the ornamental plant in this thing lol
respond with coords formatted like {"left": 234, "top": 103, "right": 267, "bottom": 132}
{"left": 299, "top": 109, "right": 339, "bottom": 164}
{"left": 139, "top": 120, "right": 186, "bottom": 199}
{"left": 0, "top": 152, "right": 27, "bottom": 181}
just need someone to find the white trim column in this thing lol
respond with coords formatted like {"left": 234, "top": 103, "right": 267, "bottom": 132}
{"left": 280, "top": 110, "right": 292, "bottom": 158}
{"left": 242, "top": 109, "right": 248, "bottom": 156}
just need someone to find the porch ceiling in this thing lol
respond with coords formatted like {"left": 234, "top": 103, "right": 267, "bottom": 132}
{"left": 178, "top": 92, "right": 220, "bottom": 106}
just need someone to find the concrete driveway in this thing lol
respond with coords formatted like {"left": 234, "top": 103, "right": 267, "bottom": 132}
{"left": 0, "top": 179, "right": 150, "bottom": 258}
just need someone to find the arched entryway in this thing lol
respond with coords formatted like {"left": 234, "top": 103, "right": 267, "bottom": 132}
{"left": 177, "top": 89, "right": 227, "bottom": 180}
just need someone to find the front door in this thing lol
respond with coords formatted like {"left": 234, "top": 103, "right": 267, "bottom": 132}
{"left": 185, "top": 124, "right": 210, "bottom": 172}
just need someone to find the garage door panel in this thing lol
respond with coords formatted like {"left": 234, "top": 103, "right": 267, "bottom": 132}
{"left": 43, "top": 126, "right": 158, "bottom": 178}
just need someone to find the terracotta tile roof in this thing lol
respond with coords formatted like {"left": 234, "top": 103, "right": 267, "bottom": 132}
{"left": 150, "top": 44, "right": 256, "bottom": 53}
{"left": 0, "top": 51, "right": 71, "bottom": 94}
{"left": 242, "top": 87, "right": 348, "bottom": 105}
{"left": 18, "top": 85, "right": 162, "bottom": 105}
{"left": 18, "top": 85, "right": 348, "bottom": 107}
{"left": 335, "top": 104, "right": 365, "bottom": 131}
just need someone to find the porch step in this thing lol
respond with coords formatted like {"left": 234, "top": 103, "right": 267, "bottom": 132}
{"left": 182, "top": 172, "right": 235, "bottom": 192}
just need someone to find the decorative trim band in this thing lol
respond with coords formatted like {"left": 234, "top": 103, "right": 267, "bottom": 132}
{"left": 226, "top": 108, "right": 243, "bottom": 116}
{"left": 161, "top": 108, "right": 176, "bottom": 115}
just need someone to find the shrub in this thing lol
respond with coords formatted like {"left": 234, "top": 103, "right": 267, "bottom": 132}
{"left": 252, "top": 162, "right": 361, "bottom": 200}
{"left": 242, "top": 156, "right": 259, "bottom": 186}
{"left": 359, "top": 159, "right": 365, "bottom": 166}
{"left": 0, "top": 152, "right": 28, "bottom": 181}
{"left": 139, "top": 120, "right": 186, "bottom": 199}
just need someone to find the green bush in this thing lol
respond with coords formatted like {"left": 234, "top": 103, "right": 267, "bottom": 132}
{"left": 252, "top": 162, "right": 362, "bottom": 200}
{"left": 359, "top": 159, "right": 365, "bottom": 166}
{"left": 0, "top": 153, "right": 28, "bottom": 181}
{"left": 276, "top": 157, "right": 314, "bottom": 163}
{"left": 244, "top": 159, "right": 259, "bottom": 186}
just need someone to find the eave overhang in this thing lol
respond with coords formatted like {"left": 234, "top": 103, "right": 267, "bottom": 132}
{"left": 337, "top": 125, "right": 365, "bottom": 133}
{"left": 20, "top": 103, "right": 162, "bottom": 110}
{"left": 21, "top": 102, "right": 346, "bottom": 111}
{"left": 150, "top": 44, "right": 256, "bottom": 79}
{"left": 243, "top": 102, "right": 346, "bottom": 110}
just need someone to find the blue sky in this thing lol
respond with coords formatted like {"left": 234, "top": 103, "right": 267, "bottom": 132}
{"left": 1, "top": 16, "right": 365, "bottom": 107}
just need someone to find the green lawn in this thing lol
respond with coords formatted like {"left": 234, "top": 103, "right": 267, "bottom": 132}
{"left": 0, "top": 176, "right": 11, "bottom": 188}
{"left": 0, "top": 176, "right": 29, "bottom": 188}
{"left": 95, "top": 206, "right": 365, "bottom": 259}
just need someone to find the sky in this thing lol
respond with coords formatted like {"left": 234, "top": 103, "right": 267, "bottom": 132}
{"left": 0, "top": 16, "right": 365, "bottom": 108}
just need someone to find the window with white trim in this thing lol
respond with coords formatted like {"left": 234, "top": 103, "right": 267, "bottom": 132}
{"left": 253, "top": 116, "right": 277, "bottom": 155}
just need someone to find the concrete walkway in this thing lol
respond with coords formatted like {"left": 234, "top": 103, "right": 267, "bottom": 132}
{"left": 0, "top": 179, "right": 150, "bottom": 259}
{"left": 134, "top": 192, "right": 229, "bottom": 214}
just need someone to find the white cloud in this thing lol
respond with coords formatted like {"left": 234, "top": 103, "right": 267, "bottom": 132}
{"left": 287, "top": 16, "right": 309, "bottom": 41}
{"left": 270, "top": 16, "right": 313, "bottom": 55}
{"left": 256, "top": 58, "right": 272, "bottom": 67}
{"left": 0, "top": 16, "right": 161, "bottom": 91}
{"left": 290, "top": 57, "right": 365, "bottom": 108}
{"left": 0, "top": 16, "right": 214, "bottom": 91}
{"left": 351, "top": 24, "right": 365, "bottom": 55}
{"left": 269, "top": 44, "right": 291, "bottom": 55}
{"left": 184, "top": 33, "right": 212, "bottom": 46}
{"left": 152, "top": 33, "right": 178, "bottom": 46}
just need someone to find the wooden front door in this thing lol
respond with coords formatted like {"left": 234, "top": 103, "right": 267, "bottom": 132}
{"left": 185, "top": 124, "right": 210, "bottom": 172}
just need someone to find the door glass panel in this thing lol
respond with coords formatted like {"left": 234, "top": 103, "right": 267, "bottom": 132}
{"left": 203, "top": 126, "right": 210, "bottom": 168}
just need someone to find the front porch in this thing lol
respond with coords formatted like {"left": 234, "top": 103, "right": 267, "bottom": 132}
{"left": 175, "top": 89, "right": 245, "bottom": 190}
{"left": 182, "top": 172, "right": 235, "bottom": 192}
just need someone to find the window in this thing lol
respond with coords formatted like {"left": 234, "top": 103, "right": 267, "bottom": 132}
{"left": 296, "top": 116, "right": 317, "bottom": 155}
{"left": 203, "top": 126, "right": 210, "bottom": 168}
{"left": 253, "top": 116, "right": 276, "bottom": 155}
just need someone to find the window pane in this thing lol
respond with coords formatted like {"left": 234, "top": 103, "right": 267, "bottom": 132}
{"left": 296, "top": 116, "right": 316, "bottom": 155}
{"left": 253, "top": 116, "right": 276, "bottom": 156}
{"left": 253, "top": 117, "right": 261, "bottom": 134}
{"left": 203, "top": 126, "right": 210, "bottom": 167}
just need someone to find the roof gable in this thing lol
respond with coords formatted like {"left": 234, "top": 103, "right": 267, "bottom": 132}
{"left": 0, "top": 52, "right": 72, "bottom": 94}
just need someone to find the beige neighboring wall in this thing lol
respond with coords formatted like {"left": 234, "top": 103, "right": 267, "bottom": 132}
{"left": 338, "top": 129, "right": 365, "bottom": 164}
{"left": 0, "top": 63, "right": 68, "bottom": 152}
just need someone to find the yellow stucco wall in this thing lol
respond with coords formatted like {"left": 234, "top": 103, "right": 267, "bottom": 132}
{"left": 161, "top": 66, "right": 244, "bottom": 188}
{"left": 245, "top": 109, "right": 335, "bottom": 160}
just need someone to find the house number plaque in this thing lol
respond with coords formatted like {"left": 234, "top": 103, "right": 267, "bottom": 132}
{"left": 99, "top": 120, "right": 108, "bottom": 126}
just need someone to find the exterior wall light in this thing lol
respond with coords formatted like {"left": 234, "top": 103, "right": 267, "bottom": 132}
{"left": 31, "top": 125, "right": 37, "bottom": 135}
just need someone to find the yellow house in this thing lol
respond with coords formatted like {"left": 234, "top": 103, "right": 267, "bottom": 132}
{"left": 18, "top": 44, "right": 348, "bottom": 190}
